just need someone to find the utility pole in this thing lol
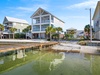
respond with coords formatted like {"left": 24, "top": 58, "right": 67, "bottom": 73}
{"left": 90, "top": 8, "right": 92, "bottom": 42}
{"left": 86, "top": 8, "right": 92, "bottom": 42}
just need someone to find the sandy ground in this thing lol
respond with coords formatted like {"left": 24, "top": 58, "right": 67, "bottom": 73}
{"left": 52, "top": 42, "right": 100, "bottom": 54}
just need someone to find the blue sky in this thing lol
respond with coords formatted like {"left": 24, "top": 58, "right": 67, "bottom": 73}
{"left": 0, "top": 0, "right": 98, "bottom": 31}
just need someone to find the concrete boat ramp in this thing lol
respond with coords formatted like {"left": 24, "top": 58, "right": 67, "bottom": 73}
{"left": 52, "top": 42, "right": 100, "bottom": 54}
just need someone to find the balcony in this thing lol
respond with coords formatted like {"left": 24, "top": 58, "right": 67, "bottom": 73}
{"left": 33, "top": 25, "right": 40, "bottom": 31}
{"left": 3, "top": 29, "right": 10, "bottom": 34}
{"left": 5, "top": 24, "right": 13, "bottom": 27}
{"left": 34, "top": 20, "right": 54, "bottom": 25}
{"left": 41, "top": 20, "right": 50, "bottom": 23}
{"left": 33, "top": 16, "right": 54, "bottom": 25}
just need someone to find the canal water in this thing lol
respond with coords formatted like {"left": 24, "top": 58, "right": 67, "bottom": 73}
{"left": 0, "top": 49, "right": 100, "bottom": 75}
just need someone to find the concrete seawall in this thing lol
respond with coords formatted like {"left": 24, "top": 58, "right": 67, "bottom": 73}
{"left": 0, "top": 41, "right": 58, "bottom": 53}
{"left": 87, "top": 41, "right": 100, "bottom": 46}
{"left": 52, "top": 43, "right": 100, "bottom": 54}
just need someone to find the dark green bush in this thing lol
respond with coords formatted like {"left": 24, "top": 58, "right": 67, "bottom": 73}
{"left": 14, "top": 33, "right": 25, "bottom": 39}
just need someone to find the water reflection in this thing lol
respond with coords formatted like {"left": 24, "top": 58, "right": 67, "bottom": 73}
{"left": 0, "top": 50, "right": 100, "bottom": 75}
{"left": 17, "top": 50, "right": 26, "bottom": 59}
{"left": 0, "top": 59, "right": 4, "bottom": 64}
{"left": 49, "top": 52, "right": 65, "bottom": 71}
{"left": 12, "top": 55, "right": 16, "bottom": 61}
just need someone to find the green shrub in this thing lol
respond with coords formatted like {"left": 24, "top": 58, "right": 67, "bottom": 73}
{"left": 77, "top": 41, "right": 87, "bottom": 45}
{"left": 14, "top": 33, "right": 25, "bottom": 39}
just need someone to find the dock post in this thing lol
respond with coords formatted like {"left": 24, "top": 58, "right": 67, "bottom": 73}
{"left": 39, "top": 44, "right": 42, "bottom": 51}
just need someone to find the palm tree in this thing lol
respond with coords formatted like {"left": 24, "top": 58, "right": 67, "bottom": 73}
{"left": 45, "top": 26, "right": 56, "bottom": 41}
{"left": 22, "top": 25, "right": 31, "bottom": 39}
{"left": 84, "top": 24, "right": 94, "bottom": 39}
{"left": 22, "top": 28, "right": 29, "bottom": 39}
{"left": 27, "top": 25, "right": 31, "bottom": 31}
{"left": 56, "top": 27, "right": 63, "bottom": 41}
{"left": 65, "top": 33, "right": 70, "bottom": 39}
{"left": 84, "top": 24, "right": 91, "bottom": 39}
{"left": 68, "top": 30, "right": 76, "bottom": 38}
{"left": 9, "top": 27, "right": 17, "bottom": 39}
{"left": 52, "top": 33, "right": 59, "bottom": 40}
{"left": 0, "top": 24, "right": 4, "bottom": 39}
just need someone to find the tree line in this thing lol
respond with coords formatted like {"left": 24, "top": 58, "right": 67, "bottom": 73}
{"left": 0, "top": 23, "right": 95, "bottom": 40}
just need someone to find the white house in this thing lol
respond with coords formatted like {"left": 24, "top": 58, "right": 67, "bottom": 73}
{"left": 3, "top": 16, "right": 29, "bottom": 33}
{"left": 66, "top": 28, "right": 84, "bottom": 39}
{"left": 66, "top": 28, "right": 77, "bottom": 38}
{"left": 76, "top": 30, "right": 84, "bottom": 39}
{"left": 92, "top": 1, "right": 100, "bottom": 40}
{"left": 30, "top": 8, "right": 65, "bottom": 39}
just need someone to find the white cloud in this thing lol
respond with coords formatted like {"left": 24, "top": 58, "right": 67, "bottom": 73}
{"left": 7, "top": 4, "right": 48, "bottom": 14}
{"left": 5, "top": 4, "right": 48, "bottom": 20}
{"left": 16, "top": 7, "right": 34, "bottom": 11}
{"left": 66, "top": 0, "right": 98, "bottom": 9}
{"left": 16, "top": 4, "right": 48, "bottom": 12}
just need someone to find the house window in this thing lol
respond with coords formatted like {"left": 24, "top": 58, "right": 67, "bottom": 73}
{"left": 41, "top": 24, "right": 49, "bottom": 31}
{"left": 33, "top": 25, "right": 40, "bottom": 31}
{"left": 17, "top": 29, "right": 20, "bottom": 33}
{"left": 36, "top": 19, "right": 40, "bottom": 24}
{"left": 96, "top": 21, "right": 99, "bottom": 27}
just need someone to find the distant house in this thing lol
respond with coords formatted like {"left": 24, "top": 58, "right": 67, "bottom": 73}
{"left": 66, "top": 28, "right": 77, "bottom": 38}
{"left": 3, "top": 16, "right": 29, "bottom": 38}
{"left": 76, "top": 30, "right": 84, "bottom": 39}
{"left": 3, "top": 16, "right": 29, "bottom": 33}
{"left": 59, "top": 34, "right": 64, "bottom": 39}
{"left": 66, "top": 28, "right": 84, "bottom": 39}
{"left": 30, "top": 8, "right": 65, "bottom": 39}
{"left": 92, "top": 1, "right": 100, "bottom": 40}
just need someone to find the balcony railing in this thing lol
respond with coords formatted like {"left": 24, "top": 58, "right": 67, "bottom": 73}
{"left": 35, "top": 20, "right": 53, "bottom": 24}
{"left": 5, "top": 24, "right": 13, "bottom": 27}
{"left": 3, "top": 29, "right": 10, "bottom": 33}
{"left": 41, "top": 20, "right": 50, "bottom": 23}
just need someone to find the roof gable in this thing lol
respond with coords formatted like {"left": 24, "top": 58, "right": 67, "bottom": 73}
{"left": 3, "top": 17, "right": 8, "bottom": 24}
{"left": 92, "top": 1, "right": 100, "bottom": 20}
{"left": 31, "top": 8, "right": 65, "bottom": 23}
{"left": 31, "top": 8, "right": 50, "bottom": 18}
{"left": 3, "top": 16, "right": 29, "bottom": 24}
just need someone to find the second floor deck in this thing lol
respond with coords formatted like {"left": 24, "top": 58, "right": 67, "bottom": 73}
{"left": 32, "top": 15, "right": 54, "bottom": 25}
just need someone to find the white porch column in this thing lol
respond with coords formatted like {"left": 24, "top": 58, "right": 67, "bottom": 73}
{"left": 49, "top": 15, "right": 51, "bottom": 26}
{"left": 40, "top": 15, "right": 41, "bottom": 31}
{"left": 39, "top": 33, "right": 41, "bottom": 39}
{"left": 31, "top": 18, "right": 33, "bottom": 32}
{"left": 40, "top": 15, "right": 41, "bottom": 39}
{"left": 49, "top": 15, "right": 52, "bottom": 40}
{"left": 31, "top": 18, "right": 33, "bottom": 39}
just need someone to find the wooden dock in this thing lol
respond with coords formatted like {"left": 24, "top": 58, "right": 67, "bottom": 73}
{"left": 0, "top": 42, "right": 58, "bottom": 53}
